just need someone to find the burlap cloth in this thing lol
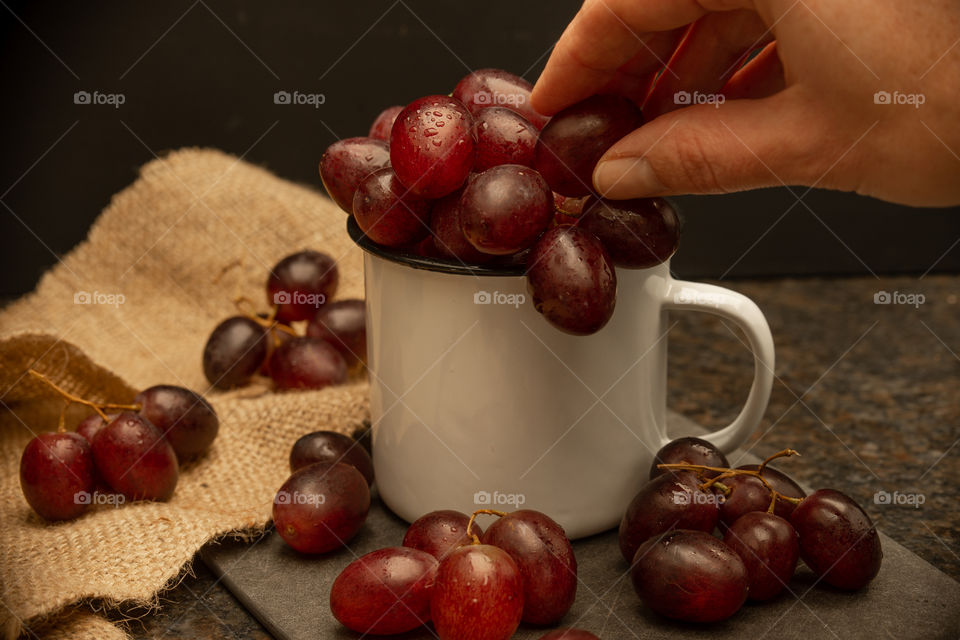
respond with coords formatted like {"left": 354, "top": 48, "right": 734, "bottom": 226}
{"left": 0, "top": 149, "right": 370, "bottom": 639}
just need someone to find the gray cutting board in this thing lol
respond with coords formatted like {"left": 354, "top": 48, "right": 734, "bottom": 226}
{"left": 202, "top": 413, "right": 960, "bottom": 640}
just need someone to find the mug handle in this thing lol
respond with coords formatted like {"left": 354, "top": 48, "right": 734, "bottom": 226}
{"left": 659, "top": 278, "right": 775, "bottom": 453}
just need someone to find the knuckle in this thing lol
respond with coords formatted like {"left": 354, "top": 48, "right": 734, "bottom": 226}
{"left": 663, "top": 124, "right": 728, "bottom": 193}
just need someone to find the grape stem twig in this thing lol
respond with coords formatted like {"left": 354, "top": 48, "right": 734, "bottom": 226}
{"left": 28, "top": 370, "right": 140, "bottom": 423}
{"left": 467, "top": 509, "right": 507, "bottom": 544}
{"left": 658, "top": 448, "right": 804, "bottom": 514}
{"left": 233, "top": 296, "right": 298, "bottom": 339}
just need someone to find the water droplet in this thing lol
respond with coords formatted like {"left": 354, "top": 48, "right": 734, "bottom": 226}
{"left": 424, "top": 127, "right": 438, "bottom": 137}
{"left": 432, "top": 139, "right": 442, "bottom": 147}
{"left": 436, "top": 120, "right": 445, "bottom": 127}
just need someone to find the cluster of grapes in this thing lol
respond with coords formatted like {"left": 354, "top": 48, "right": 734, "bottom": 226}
{"left": 202, "top": 250, "right": 366, "bottom": 391}
{"left": 270, "top": 430, "right": 596, "bottom": 640}
{"left": 272, "top": 430, "right": 374, "bottom": 554}
{"left": 331, "top": 508, "right": 581, "bottom": 640}
{"left": 19, "top": 371, "right": 219, "bottom": 520}
{"left": 620, "top": 437, "right": 884, "bottom": 623}
{"left": 320, "top": 68, "right": 681, "bottom": 335}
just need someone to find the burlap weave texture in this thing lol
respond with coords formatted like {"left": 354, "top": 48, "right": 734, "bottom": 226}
{"left": 0, "top": 148, "right": 369, "bottom": 638}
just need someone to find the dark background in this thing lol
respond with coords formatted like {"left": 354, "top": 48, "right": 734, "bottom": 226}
{"left": 1, "top": 0, "right": 958, "bottom": 296}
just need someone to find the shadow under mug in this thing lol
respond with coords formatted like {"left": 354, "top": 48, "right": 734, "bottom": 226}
{"left": 348, "top": 219, "right": 774, "bottom": 539}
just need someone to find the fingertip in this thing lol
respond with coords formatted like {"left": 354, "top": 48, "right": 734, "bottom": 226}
{"left": 592, "top": 156, "right": 667, "bottom": 199}
{"left": 529, "top": 84, "right": 560, "bottom": 117}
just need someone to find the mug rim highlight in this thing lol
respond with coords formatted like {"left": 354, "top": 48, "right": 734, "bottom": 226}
{"left": 346, "top": 217, "right": 524, "bottom": 278}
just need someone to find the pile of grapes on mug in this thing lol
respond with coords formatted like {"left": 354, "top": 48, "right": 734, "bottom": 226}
{"left": 320, "top": 67, "right": 681, "bottom": 336}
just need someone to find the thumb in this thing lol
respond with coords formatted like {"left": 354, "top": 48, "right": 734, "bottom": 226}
{"left": 592, "top": 88, "right": 838, "bottom": 199}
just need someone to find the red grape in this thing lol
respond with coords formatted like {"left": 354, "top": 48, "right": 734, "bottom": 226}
{"left": 92, "top": 412, "right": 179, "bottom": 501}
{"left": 273, "top": 462, "right": 370, "bottom": 554}
{"left": 267, "top": 250, "right": 339, "bottom": 323}
{"left": 19, "top": 432, "right": 95, "bottom": 520}
{"left": 353, "top": 167, "right": 431, "bottom": 247}
{"left": 289, "top": 430, "right": 373, "bottom": 486}
{"left": 649, "top": 436, "right": 728, "bottom": 480}
{"left": 260, "top": 325, "right": 293, "bottom": 376}
{"left": 202, "top": 316, "right": 268, "bottom": 389}
{"left": 719, "top": 464, "right": 806, "bottom": 526}
{"left": 268, "top": 337, "right": 348, "bottom": 390}
{"left": 460, "top": 164, "right": 552, "bottom": 255}
{"left": 330, "top": 546, "right": 438, "bottom": 634}
{"left": 578, "top": 197, "right": 680, "bottom": 268}
{"left": 453, "top": 68, "right": 549, "bottom": 129}
{"left": 473, "top": 107, "right": 537, "bottom": 171}
{"left": 135, "top": 385, "right": 219, "bottom": 460}
{"left": 537, "top": 631, "right": 600, "bottom": 640}
{"left": 631, "top": 530, "right": 748, "bottom": 623}
{"left": 306, "top": 299, "right": 367, "bottom": 368}
{"left": 76, "top": 412, "right": 114, "bottom": 445}
{"left": 481, "top": 510, "right": 576, "bottom": 625}
{"left": 618, "top": 470, "right": 720, "bottom": 563}
{"left": 368, "top": 105, "right": 404, "bottom": 141}
{"left": 429, "top": 186, "right": 494, "bottom": 264}
{"left": 319, "top": 137, "right": 391, "bottom": 213}
{"left": 533, "top": 95, "right": 643, "bottom": 197}
{"left": 431, "top": 544, "right": 524, "bottom": 640}
{"left": 403, "top": 510, "right": 483, "bottom": 560}
{"left": 75, "top": 414, "right": 116, "bottom": 491}
{"left": 413, "top": 235, "right": 442, "bottom": 258}
{"left": 790, "top": 489, "right": 882, "bottom": 590}
{"left": 526, "top": 226, "right": 617, "bottom": 335}
{"left": 723, "top": 511, "right": 799, "bottom": 601}
{"left": 390, "top": 95, "right": 475, "bottom": 199}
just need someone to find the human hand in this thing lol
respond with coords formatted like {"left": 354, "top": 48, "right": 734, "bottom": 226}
{"left": 531, "top": 0, "right": 960, "bottom": 207}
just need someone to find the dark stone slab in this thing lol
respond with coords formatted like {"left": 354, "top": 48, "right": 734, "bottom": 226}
{"left": 201, "top": 413, "right": 960, "bottom": 640}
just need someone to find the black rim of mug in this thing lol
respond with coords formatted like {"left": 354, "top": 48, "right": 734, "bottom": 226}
{"left": 346, "top": 216, "right": 526, "bottom": 277}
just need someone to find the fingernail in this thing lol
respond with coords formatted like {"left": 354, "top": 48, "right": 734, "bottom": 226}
{"left": 593, "top": 157, "right": 666, "bottom": 198}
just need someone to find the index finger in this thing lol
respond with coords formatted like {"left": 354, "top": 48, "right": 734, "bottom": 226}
{"left": 531, "top": 0, "right": 751, "bottom": 115}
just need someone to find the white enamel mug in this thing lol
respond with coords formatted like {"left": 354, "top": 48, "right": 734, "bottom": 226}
{"left": 349, "top": 219, "right": 775, "bottom": 539}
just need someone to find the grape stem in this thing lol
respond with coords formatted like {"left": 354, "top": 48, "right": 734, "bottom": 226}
{"left": 466, "top": 509, "right": 507, "bottom": 544}
{"left": 658, "top": 448, "right": 804, "bottom": 514}
{"left": 233, "top": 296, "right": 298, "bottom": 339}
{"left": 28, "top": 370, "right": 141, "bottom": 423}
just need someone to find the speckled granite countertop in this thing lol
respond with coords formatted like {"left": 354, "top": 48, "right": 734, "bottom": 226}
{"left": 126, "top": 274, "right": 960, "bottom": 638}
